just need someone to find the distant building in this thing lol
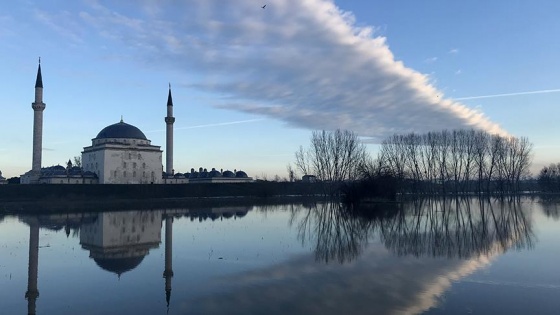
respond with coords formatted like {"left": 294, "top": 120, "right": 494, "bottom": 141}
{"left": 302, "top": 174, "right": 317, "bottom": 183}
{"left": 0, "top": 171, "right": 7, "bottom": 184}
{"left": 180, "top": 168, "right": 252, "bottom": 183}
{"left": 33, "top": 164, "right": 98, "bottom": 184}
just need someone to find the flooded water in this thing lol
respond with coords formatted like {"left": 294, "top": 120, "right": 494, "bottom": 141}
{"left": 1, "top": 197, "right": 560, "bottom": 314}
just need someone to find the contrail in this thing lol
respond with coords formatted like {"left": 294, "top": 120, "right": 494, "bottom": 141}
{"left": 454, "top": 88, "right": 560, "bottom": 101}
{"left": 145, "top": 118, "right": 263, "bottom": 133}
{"left": 176, "top": 118, "right": 263, "bottom": 130}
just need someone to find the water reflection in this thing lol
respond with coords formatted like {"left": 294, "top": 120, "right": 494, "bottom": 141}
{"left": 380, "top": 198, "right": 534, "bottom": 258}
{"left": 10, "top": 198, "right": 543, "bottom": 315}
{"left": 540, "top": 197, "right": 560, "bottom": 220}
{"left": 293, "top": 197, "right": 534, "bottom": 264}
{"left": 18, "top": 206, "right": 251, "bottom": 315}
{"left": 293, "top": 202, "right": 376, "bottom": 263}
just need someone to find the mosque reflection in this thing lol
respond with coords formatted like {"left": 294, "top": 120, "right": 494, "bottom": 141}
{"left": 294, "top": 197, "right": 534, "bottom": 264}
{"left": 19, "top": 206, "right": 251, "bottom": 315}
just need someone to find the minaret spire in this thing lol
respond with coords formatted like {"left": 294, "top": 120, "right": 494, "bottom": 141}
{"left": 167, "top": 83, "right": 173, "bottom": 107}
{"left": 165, "top": 83, "right": 175, "bottom": 177}
{"left": 35, "top": 58, "right": 43, "bottom": 88}
{"left": 31, "top": 59, "right": 46, "bottom": 177}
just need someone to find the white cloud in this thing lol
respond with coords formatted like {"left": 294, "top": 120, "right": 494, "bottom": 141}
{"left": 40, "top": 0, "right": 507, "bottom": 141}
{"left": 424, "top": 56, "right": 438, "bottom": 63}
{"left": 449, "top": 48, "right": 459, "bottom": 54}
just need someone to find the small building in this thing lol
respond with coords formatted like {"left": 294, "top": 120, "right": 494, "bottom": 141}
{"left": 0, "top": 171, "right": 7, "bottom": 184}
{"left": 302, "top": 175, "right": 317, "bottom": 183}
{"left": 186, "top": 168, "right": 253, "bottom": 183}
{"left": 36, "top": 165, "right": 98, "bottom": 184}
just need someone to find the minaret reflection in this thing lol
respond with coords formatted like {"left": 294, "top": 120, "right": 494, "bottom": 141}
{"left": 163, "top": 216, "right": 174, "bottom": 310}
{"left": 25, "top": 218, "right": 40, "bottom": 315}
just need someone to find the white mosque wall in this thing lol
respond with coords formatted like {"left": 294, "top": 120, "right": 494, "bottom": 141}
{"left": 83, "top": 143, "right": 163, "bottom": 184}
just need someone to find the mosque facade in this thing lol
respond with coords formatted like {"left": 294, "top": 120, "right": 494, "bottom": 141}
{"left": 82, "top": 120, "right": 163, "bottom": 184}
{"left": 19, "top": 61, "right": 253, "bottom": 184}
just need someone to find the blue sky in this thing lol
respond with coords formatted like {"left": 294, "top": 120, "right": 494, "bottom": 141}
{"left": 1, "top": 0, "right": 560, "bottom": 179}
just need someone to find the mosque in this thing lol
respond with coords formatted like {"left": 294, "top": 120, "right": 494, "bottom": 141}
{"left": 19, "top": 61, "right": 252, "bottom": 184}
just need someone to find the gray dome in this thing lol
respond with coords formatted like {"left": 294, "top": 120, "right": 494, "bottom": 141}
{"left": 236, "top": 171, "right": 248, "bottom": 178}
{"left": 96, "top": 121, "right": 147, "bottom": 140}
{"left": 223, "top": 170, "right": 235, "bottom": 178}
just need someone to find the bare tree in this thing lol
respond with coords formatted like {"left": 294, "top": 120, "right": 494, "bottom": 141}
{"left": 295, "top": 129, "right": 369, "bottom": 183}
{"left": 286, "top": 164, "right": 297, "bottom": 182}
{"left": 375, "top": 129, "right": 533, "bottom": 194}
{"left": 73, "top": 156, "right": 82, "bottom": 168}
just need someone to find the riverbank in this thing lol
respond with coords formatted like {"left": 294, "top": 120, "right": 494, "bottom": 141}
{"left": 0, "top": 181, "right": 323, "bottom": 201}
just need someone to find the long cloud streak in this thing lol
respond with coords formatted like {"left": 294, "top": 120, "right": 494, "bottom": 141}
{"left": 38, "top": 0, "right": 508, "bottom": 141}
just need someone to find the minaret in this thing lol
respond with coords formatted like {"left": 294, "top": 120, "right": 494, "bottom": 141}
{"left": 31, "top": 59, "right": 46, "bottom": 174}
{"left": 164, "top": 84, "right": 175, "bottom": 176}
{"left": 163, "top": 216, "right": 174, "bottom": 310}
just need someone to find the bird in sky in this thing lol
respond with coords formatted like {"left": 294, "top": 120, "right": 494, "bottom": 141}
{"left": 262, "top": 4, "right": 266, "bottom": 9}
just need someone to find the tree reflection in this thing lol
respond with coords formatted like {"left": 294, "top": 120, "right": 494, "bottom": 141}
{"left": 292, "top": 201, "right": 377, "bottom": 263}
{"left": 294, "top": 197, "right": 535, "bottom": 264}
{"left": 380, "top": 198, "right": 534, "bottom": 258}
{"left": 540, "top": 197, "right": 560, "bottom": 220}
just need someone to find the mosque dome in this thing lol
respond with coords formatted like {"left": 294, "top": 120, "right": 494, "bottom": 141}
{"left": 235, "top": 170, "right": 248, "bottom": 178}
{"left": 95, "top": 121, "right": 147, "bottom": 140}
{"left": 222, "top": 170, "right": 235, "bottom": 178}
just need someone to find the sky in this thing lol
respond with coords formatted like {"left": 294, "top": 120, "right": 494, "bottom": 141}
{"left": 1, "top": 0, "right": 560, "bottom": 179}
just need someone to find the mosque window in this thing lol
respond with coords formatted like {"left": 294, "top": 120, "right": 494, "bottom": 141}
{"left": 133, "top": 162, "right": 137, "bottom": 169}
{"left": 123, "top": 162, "right": 127, "bottom": 168}
{"left": 138, "top": 154, "right": 142, "bottom": 159}
{"left": 123, "top": 171, "right": 127, "bottom": 177}
{"left": 133, "top": 171, "right": 136, "bottom": 177}
{"left": 143, "top": 171, "right": 146, "bottom": 177}
{"left": 114, "top": 170, "right": 117, "bottom": 177}
{"left": 143, "top": 163, "right": 146, "bottom": 169}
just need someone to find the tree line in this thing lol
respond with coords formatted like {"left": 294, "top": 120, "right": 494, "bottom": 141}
{"left": 378, "top": 129, "right": 533, "bottom": 194}
{"left": 293, "top": 129, "right": 534, "bottom": 196}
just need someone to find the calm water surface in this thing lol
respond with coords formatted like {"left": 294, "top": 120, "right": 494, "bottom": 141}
{"left": 1, "top": 197, "right": 560, "bottom": 314}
